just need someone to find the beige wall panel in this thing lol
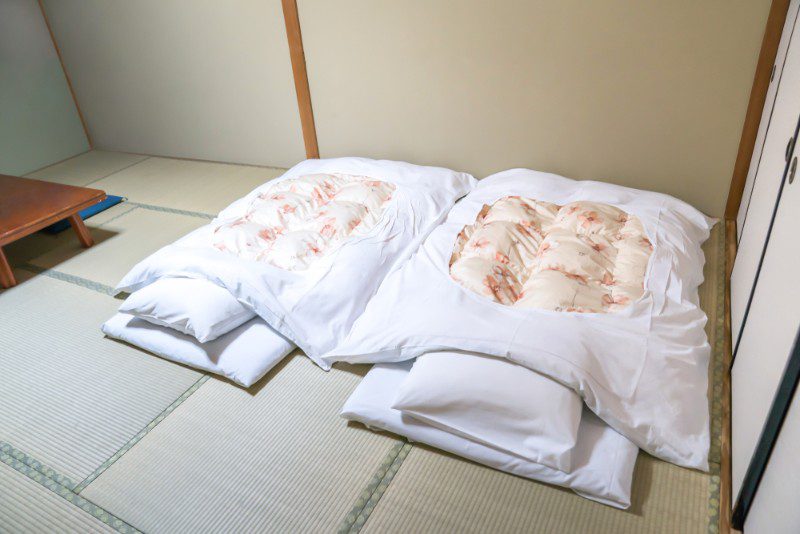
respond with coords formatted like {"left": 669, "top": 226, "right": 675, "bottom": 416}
{"left": 299, "top": 0, "right": 771, "bottom": 215}
{"left": 41, "top": 0, "right": 305, "bottom": 168}
{"left": 0, "top": 0, "right": 88, "bottom": 175}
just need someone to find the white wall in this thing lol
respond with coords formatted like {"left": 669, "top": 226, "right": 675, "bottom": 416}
{"left": 299, "top": 0, "right": 771, "bottom": 216}
{"left": 41, "top": 0, "right": 305, "bottom": 169}
{"left": 36, "top": 0, "right": 771, "bottom": 214}
{"left": 0, "top": 0, "right": 88, "bottom": 175}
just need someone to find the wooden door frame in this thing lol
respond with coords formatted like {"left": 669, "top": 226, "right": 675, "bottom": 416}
{"left": 725, "top": 0, "right": 792, "bottom": 221}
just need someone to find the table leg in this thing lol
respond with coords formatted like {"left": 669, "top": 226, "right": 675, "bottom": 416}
{"left": 68, "top": 213, "right": 94, "bottom": 248}
{"left": 0, "top": 247, "right": 15, "bottom": 288}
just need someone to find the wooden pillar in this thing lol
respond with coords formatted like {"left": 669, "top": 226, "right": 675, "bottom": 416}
{"left": 281, "top": 0, "right": 320, "bottom": 159}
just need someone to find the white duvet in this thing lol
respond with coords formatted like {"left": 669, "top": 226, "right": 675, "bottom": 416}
{"left": 327, "top": 169, "right": 715, "bottom": 470}
{"left": 115, "top": 158, "right": 476, "bottom": 369}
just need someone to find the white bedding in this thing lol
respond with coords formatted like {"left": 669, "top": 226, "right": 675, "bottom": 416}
{"left": 114, "top": 158, "right": 476, "bottom": 369}
{"left": 342, "top": 361, "right": 638, "bottom": 509}
{"left": 393, "top": 351, "right": 582, "bottom": 473}
{"left": 328, "top": 169, "right": 714, "bottom": 470}
{"left": 119, "top": 277, "right": 255, "bottom": 342}
{"left": 102, "top": 313, "right": 294, "bottom": 387}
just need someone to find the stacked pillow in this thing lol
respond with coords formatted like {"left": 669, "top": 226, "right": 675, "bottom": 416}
{"left": 394, "top": 351, "right": 582, "bottom": 473}
{"left": 342, "top": 354, "right": 639, "bottom": 509}
{"left": 103, "top": 277, "right": 294, "bottom": 387}
{"left": 119, "top": 278, "right": 255, "bottom": 342}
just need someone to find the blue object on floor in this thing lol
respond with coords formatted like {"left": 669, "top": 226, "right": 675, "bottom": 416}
{"left": 43, "top": 195, "right": 126, "bottom": 234}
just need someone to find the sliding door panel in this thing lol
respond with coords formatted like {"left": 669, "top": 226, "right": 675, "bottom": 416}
{"left": 732, "top": 127, "right": 800, "bottom": 500}
{"left": 737, "top": 0, "right": 800, "bottom": 236}
{"left": 743, "top": 387, "right": 800, "bottom": 534}
{"left": 731, "top": 10, "right": 800, "bottom": 343}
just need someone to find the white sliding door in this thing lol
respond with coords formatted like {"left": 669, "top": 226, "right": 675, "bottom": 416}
{"left": 743, "top": 386, "right": 800, "bottom": 533}
{"left": 731, "top": 117, "right": 800, "bottom": 500}
{"left": 737, "top": 1, "right": 800, "bottom": 236}
{"left": 731, "top": 7, "right": 800, "bottom": 344}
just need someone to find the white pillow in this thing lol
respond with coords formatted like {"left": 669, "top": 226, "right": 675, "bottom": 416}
{"left": 393, "top": 351, "right": 582, "bottom": 473}
{"left": 341, "top": 362, "right": 638, "bottom": 509}
{"left": 328, "top": 168, "right": 714, "bottom": 471}
{"left": 119, "top": 277, "right": 255, "bottom": 343}
{"left": 102, "top": 313, "right": 294, "bottom": 387}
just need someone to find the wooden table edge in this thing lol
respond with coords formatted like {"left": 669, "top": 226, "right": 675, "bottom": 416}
{"left": 0, "top": 192, "right": 106, "bottom": 247}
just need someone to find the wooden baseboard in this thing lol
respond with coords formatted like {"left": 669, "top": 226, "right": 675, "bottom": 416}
{"left": 721, "top": 218, "right": 739, "bottom": 534}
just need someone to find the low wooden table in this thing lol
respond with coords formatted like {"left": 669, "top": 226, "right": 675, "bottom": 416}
{"left": 0, "top": 174, "right": 106, "bottom": 288}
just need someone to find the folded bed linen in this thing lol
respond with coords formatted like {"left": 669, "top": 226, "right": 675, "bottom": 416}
{"left": 114, "top": 158, "right": 476, "bottom": 369}
{"left": 327, "top": 169, "right": 715, "bottom": 470}
{"left": 102, "top": 313, "right": 294, "bottom": 387}
{"left": 341, "top": 361, "right": 638, "bottom": 509}
{"left": 393, "top": 351, "right": 582, "bottom": 473}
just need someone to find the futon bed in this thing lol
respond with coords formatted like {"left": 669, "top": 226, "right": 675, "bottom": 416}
{"left": 102, "top": 159, "right": 712, "bottom": 508}
{"left": 328, "top": 169, "right": 714, "bottom": 471}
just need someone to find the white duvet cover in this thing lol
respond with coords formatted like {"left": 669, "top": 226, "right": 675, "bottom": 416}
{"left": 394, "top": 351, "right": 582, "bottom": 473}
{"left": 114, "top": 158, "right": 476, "bottom": 368}
{"left": 342, "top": 361, "right": 638, "bottom": 509}
{"left": 328, "top": 169, "right": 714, "bottom": 470}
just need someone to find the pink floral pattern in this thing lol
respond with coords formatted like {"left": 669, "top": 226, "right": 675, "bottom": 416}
{"left": 449, "top": 197, "right": 653, "bottom": 313}
{"left": 213, "top": 173, "right": 395, "bottom": 270}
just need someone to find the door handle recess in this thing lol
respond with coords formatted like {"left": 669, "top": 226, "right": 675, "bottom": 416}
{"left": 787, "top": 137, "right": 795, "bottom": 162}
{"left": 789, "top": 156, "right": 798, "bottom": 185}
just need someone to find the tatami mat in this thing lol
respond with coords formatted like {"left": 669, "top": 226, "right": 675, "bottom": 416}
{"left": 0, "top": 461, "right": 114, "bottom": 534}
{"left": 27, "top": 207, "right": 207, "bottom": 288}
{"left": 0, "top": 275, "right": 202, "bottom": 483}
{"left": 89, "top": 157, "right": 285, "bottom": 215}
{"left": 81, "top": 356, "right": 398, "bottom": 533}
{"left": 25, "top": 150, "right": 148, "bottom": 187}
{"left": 360, "top": 448, "right": 709, "bottom": 534}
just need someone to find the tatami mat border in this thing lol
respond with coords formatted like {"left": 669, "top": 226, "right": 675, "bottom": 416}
{"left": 20, "top": 263, "right": 117, "bottom": 295}
{"left": 126, "top": 201, "right": 215, "bottom": 220}
{"left": 74, "top": 374, "right": 211, "bottom": 494}
{"left": 0, "top": 443, "right": 140, "bottom": 533}
{"left": 339, "top": 441, "right": 413, "bottom": 534}
{"left": 83, "top": 157, "right": 153, "bottom": 187}
{"left": 0, "top": 442, "right": 77, "bottom": 490}
{"left": 23, "top": 149, "right": 92, "bottom": 177}
{"left": 706, "top": 224, "right": 727, "bottom": 534}
{"left": 709, "top": 224, "right": 727, "bottom": 473}
{"left": 96, "top": 204, "right": 139, "bottom": 226}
